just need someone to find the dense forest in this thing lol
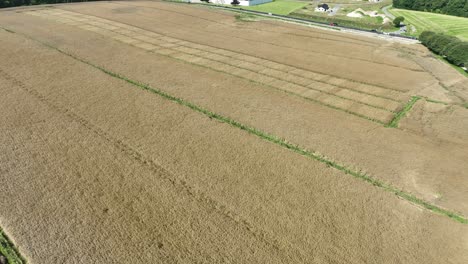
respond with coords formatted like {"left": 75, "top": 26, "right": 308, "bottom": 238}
{"left": 419, "top": 31, "right": 468, "bottom": 67}
{"left": 393, "top": 0, "right": 468, "bottom": 18}
{"left": 0, "top": 0, "right": 100, "bottom": 8}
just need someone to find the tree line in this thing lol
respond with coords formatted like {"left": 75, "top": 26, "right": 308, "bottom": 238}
{"left": 393, "top": 0, "right": 468, "bottom": 18}
{"left": 419, "top": 31, "right": 468, "bottom": 67}
{"left": 0, "top": 0, "right": 101, "bottom": 8}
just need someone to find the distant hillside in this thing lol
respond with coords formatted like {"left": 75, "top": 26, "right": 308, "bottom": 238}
{"left": 393, "top": 0, "right": 468, "bottom": 18}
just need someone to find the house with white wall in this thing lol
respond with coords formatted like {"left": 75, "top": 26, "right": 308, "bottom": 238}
{"left": 315, "top": 4, "right": 330, "bottom": 12}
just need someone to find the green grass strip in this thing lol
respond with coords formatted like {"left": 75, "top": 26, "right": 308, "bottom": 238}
{"left": 424, "top": 97, "right": 449, "bottom": 105}
{"left": 5, "top": 28, "right": 467, "bottom": 224}
{"left": 386, "top": 96, "right": 421, "bottom": 128}
{"left": 0, "top": 228, "right": 26, "bottom": 264}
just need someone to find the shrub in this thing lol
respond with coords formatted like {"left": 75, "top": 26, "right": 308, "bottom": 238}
{"left": 420, "top": 31, "right": 468, "bottom": 67}
{"left": 419, "top": 31, "right": 437, "bottom": 45}
{"left": 393, "top": 16, "right": 405, "bottom": 27}
{"left": 445, "top": 42, "right": 468, "bottom": 66}
{"left": 429, "top": 34, "right": 460, "bottom": 54}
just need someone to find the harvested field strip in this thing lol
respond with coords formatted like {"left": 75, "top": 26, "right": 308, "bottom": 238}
{"left": 387, "top": 96, "right": 421, "bottom": 128}
{"left": 11, "top": 28, "right": 467, "bottom": 224}
{"left": 168, "top": 42, "right": 404, "bottom": 105}
{"left": 161, "top": 51, "right": 392, "bottom": 124}
{"left": 164, "top": 47, "right": 398, "bottom": 112}
{"left": 0, "top": 228, "right": 25, "bottom": 264}
{"left": 23, "top": 9, "right": 402, "bottom": 123}
{"left": 28, "top": 8, "right": 408, "bottom": 95}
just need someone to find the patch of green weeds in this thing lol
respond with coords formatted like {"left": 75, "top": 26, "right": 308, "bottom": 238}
{"left": 387, "top": 96, "right": 421, "bottom": 128}
{"left": 0, "top": 229, "right": 25, "bottom": 264}
{"left": 235, "top": 13, "right": 263, "bottom": 22}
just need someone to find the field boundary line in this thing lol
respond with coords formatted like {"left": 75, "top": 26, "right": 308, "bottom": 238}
{"left": 386, "top": 96, "right": 420, "bottom": 128}
{"left": 0, "top": 228, "right": 26, "bottom": 264}
{"left": 8, "top": 28, "right": 466, "bottom": 224}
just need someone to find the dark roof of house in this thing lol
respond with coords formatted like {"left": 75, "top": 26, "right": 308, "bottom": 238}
{"left": 318, "top": 4, "right": 329, "bottom": 10}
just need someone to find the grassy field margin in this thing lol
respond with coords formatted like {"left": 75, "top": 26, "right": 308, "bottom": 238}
{"left": 433, "top": 54, "right": 468, "bottom": 78}
{"left": 4, "top": 27, "right": 465, "bottom": 224}
{"left": 386, "top": 96, "right": 420, "bottom": 128}
{"left": 0, "top": 228, "right": 25, "bottom": 264}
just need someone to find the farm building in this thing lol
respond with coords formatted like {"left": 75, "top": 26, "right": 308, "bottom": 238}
{"left": 315, "top": 4, "right": 330, "bottom": 12}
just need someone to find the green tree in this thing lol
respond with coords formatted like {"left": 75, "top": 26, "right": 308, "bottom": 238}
{"left": 392, "top": 0, "right": 468, "bottom": 17}
{"left": 443, "top": 0, "right": 468, "bottom": 16}
{"left": 430, "top": 0, "right": 448, "bottom": 11}
{"left": 419, "top": 31, "right": 437, "bottom": 45}
{"left": 393, "top": 16, "right": 405, "bottom": 27}
{"left": 429, "top": 34, "right": 460, "bottom": 54}
{"left": 419, "top": 31, "right": 468, "bottom": 67}
{"left": 445, "top": 42, "right": 468, "bottom": 66}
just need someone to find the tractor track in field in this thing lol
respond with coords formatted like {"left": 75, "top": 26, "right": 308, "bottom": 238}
{"left": 0, "top": 66, "right": 294, "bottom": 261}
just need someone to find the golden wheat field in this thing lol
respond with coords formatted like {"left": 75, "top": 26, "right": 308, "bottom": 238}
{"left": 1, "top": 1, "right": 468, "bottom": 263}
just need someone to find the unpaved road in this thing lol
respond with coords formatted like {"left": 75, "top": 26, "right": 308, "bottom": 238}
{"left": 0, "top": 1, "right": 468, "bottom": 263}
{"left": 382, "top": 5, "right": 395, "bottom": 19}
